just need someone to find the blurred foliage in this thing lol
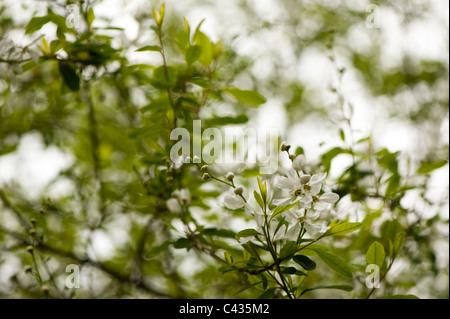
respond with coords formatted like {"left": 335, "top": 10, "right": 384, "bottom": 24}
{"left": 0, "top": 0, "right": 448, "bottom": 299}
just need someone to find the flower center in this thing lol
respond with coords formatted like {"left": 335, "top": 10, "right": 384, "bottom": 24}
{"left": 294, "top": 188, "right": 302, "bottom": 197}
{"left": 303, "top": 184, "right": 311, "bottom": 191}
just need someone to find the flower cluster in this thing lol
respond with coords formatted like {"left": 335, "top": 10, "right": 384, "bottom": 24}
{"left": 223, "top": 144, "right": 339, "bottom": 240}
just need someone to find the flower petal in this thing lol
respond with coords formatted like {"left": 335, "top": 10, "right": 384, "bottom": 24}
{"left": 223, "top": 193, "right": 245, "bottom": 209}
{"left": 292, "top": 155, "right": 306, "bottom": 171}
{"left": 166, "top": 198, "right": 182, "bottom": 214}
{"left": 277, "top": 176, "right": 296, "bottom": 191}
{"left": 320, "top": 192, "right": 339, "bottom": 204}
{"left": 314, "top": 201, "right": 331, "bottom": 211}
{"left": 272, "top": 196, "right": 294, "bottom": 206}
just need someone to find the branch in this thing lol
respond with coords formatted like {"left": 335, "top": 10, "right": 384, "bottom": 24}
{"left": 0, "top": 225, "right": 173, "bottom": 298}
{"left": 0, "top": 189, "right": 31, "bottom": 230}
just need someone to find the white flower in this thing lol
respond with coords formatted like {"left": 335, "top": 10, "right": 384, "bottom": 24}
{"left": 312, "top": 192, "right": 339, "bottom": 211}
{"left": 223, "top": 187, "right": 247, "bottom": 209}
{"left": 231, "top": 203, "right": 264, "bottom": 245}
{"left": 172, "top": 189, "right": 191, "bottom": 204}
{"left": 273, "top": 169, "right": 326, "bottom": 207}
{"left": 292, "top": 154, "right": 306, "bottom": 171}
{"left": 0, "top": 38, "right": 14, "bottom": 57}
{"left": 286, "top": 208, "right": 328, "bottom": 238}
{"left": 166, "top": 188, "right": 191, "bottom": 214}
{"left": 268, "top": 222, "right": 287, "bottom": 243}
{"left": 166, "top": 198, "right": 182, "bottom": 214}
{"left": 243, "top": 203, "right": 287, "bottom": 243}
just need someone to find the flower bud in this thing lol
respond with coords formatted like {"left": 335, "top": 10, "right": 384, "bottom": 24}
{"left": 24, "top": 265, "right": 32, "bottom": 274}
{"left": 225, "top": 172, "right": 234, "bottom": 181}
{"left": 41, "top": 285, "right": 49, "bottom": 295}
{"left": 292, "top": 154, "right": 306, "bottom": 171}
{"left": 233, "top": 186, "right": 244, "bottom": 195}
{"left": 202, "top": 173, "right": 210, "bottom": 181}
{"left": 29, "top": 228, "right": 36, "bottom": 236}
{"left": 201, "top": 165, "right": 209, "bottom": 172}
{"left": 26, "top": 246, "right": 34, "bottom": 254}
{"left": 280, "top": 142, "right": 291, "bottom": 152}
{"left": 300, "top": 174, "right": 311, "bottom": 184}
{"left": 30, "top": 218, "right": 36, "bottom": 225}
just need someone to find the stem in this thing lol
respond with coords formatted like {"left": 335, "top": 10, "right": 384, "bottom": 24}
{"left": 0, "top": 190, "right": 31, "bottom": 230}
{"left": 0, "top": 225, "right": 173, "bottom": 298}
{"left": 262, "top": 208, "right": 293, "bottom": 299}
{"left": 156, "top": 25, "right": 176, "bottom": 127}
{"left": 366, "top": 259, "right": 394, "bottom": 299}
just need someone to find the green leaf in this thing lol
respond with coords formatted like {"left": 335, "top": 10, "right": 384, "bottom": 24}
{"left": 202, "top": 228, "right": 236, "bottom": 238}
{"left": 272, "top": 202, "right": 299, "bottom": 220}
{"left": 293, "top": 255, "right": 316, "bottom": 271}
{"left": 242, "top": 242, "right": 262, "bottom": 259}
{"left": 185, "top": 45, "right": 202, "bottom": 65}
{"left": 339, "top": 129, "right": 345, "bottom": 142}
{"left": 190, "top": 78, "right": 209, "bottom": 87}
{"left": 173, "top": 238, "right": 192, "bottom": 250}
{"left": 281, "top": 266, "right": 298, "bottom": 274}
{"left": 258, "top": 287, "right": 276, "bottom": 299}
{"left": 417, "top": 160, "right": 447, "bottom": 174}
{"left": 233, "top": 281, "right": 262, "bottom": 296}
{"left": 393, "top": 232, "right": 405, "bottom": 259}
{"left": 194, "top": 31, "right": 213, "bottom": 66}
{"left": 295, "top": 146, "right": 305, "bottom": 156}
{"left": 151, "top": 65, "right": 178, "bottom": 89}
{"left": 281, "top": 267, "right": 307, "bottom": 276}
{"left": 25, "top": 16, "right": 52, "bottom": 34}
{"left": 321, "top": 147, "right": 350, "bottom": 173}
{"left": 48, "top": 10, "right": 72, "bottom": 34}
{"left": 366, "top": 241, "right": 385, "bottom": 268}
{"left": 257, "top": 177, "right": 267, "bottom": 204}
{"left": 377, "top": 149, "right": 399, "bottom": 174}
{"left": 324, "top": 222, "right": 362, "bottom": 237}
{"left": 224, "top": 88, "right": 267, "bottom": 106}
{"left": 378, "top": 294, "right": 420, "bottom": 299}
{"left": 254, "top": 191, "right": 264, "bottom": 210}
{"left": 87, "top": 7, "right": 95, "bottom": 26}
{"left": 146, "top": 240, "right": 174, "bottom": 257}
{"left": 385, "top": 173, "right": 401, "bottom": 197}
{"left": 58, "top": 61, "right": 80, "bottom": 91}
{"left": 313, "top": 248, "right": 353, "bottom": 278}
{"left": 205, "top": 114, "right": 248, "bottom": 126}
{"left": 218, "top": 266, "right": 237, "bottom": 274}
{"left": 192, "top": 19, "right": 205, "bottom": 42}
{"left": 236, "top": 228, "right": 261, "bottom": 239}
{"left": 300, "top": 285, "right": 353, "bottom": 297}
{"left": 135, "top": 45, "right": 161, "bottom": 52}
{"left": 279, "top": 241, "right": 297, "bottom": 261}
{"left": 261, "top": 274, "right": 268, "bottom": 290}
{"left": 183, "top": 17, "right": 190, "bottom": 36}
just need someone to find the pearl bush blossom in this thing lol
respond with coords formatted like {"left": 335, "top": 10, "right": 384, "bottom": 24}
{"left": 189, "top": 142, "right": 361, "bottom": 300}
{"left": 221, "top": 151, "right": 339, "bottom": 240}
